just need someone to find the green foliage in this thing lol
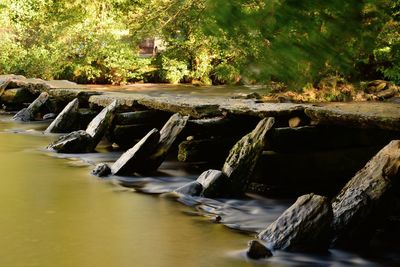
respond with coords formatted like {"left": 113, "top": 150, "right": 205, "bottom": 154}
{"left": 374, "top": 2, "right": 400, "bottom": 83}
{"left": 0, "top": 0, "right": 399, "bottom": 87}
{"left": 156, "top": 56, "right": 189, "bottom": 84}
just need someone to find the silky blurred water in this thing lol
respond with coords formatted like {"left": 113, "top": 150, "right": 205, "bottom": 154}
{"left": 0, "top": 116, "right": 394, "bottom": 267}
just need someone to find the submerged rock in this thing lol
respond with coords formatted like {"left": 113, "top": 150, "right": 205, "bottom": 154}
{"left": 47, "top": 130, "right": 93, "bottom": 153}
{"left": 174, "top": 181, "right": 203, "bottom": 196}
{"left": 246, "top": 240, "right": 273, "bottom": 259}
{"left": 258, "top": 194, "right": 333, "bottom": 251}
{"left": 92, "top": 163, "right": 111, "bottom": 177}
{"left": 45, "top": 98, "right": 79, "bottom": 133}
{"left": 196, "top": 169, "right": 227, "bottom": 198}
{"left": 13, "top": 92, "right": 49, "bottom": 121}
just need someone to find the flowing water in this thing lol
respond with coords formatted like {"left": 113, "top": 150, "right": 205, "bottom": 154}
{"left": 0, "top": 115, "right": 396, "bottom": 267}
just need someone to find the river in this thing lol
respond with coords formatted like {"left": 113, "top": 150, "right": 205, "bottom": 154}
{"left": 0, "top": 115, "right": 395, "bottom": 267}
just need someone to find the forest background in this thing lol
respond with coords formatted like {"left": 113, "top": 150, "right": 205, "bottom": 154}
{"left": 0, "top": 0, "right": 399, "bottom": 94}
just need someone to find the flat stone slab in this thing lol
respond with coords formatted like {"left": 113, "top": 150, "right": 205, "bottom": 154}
{"left": 3, "top": 76, "right": 400, "bottom": 132}
{"left": 305, "top": 102, "right": 400, "bottom": 131}
{"left": 88, "top": 93, "right": 400, "bottom": 131}
{"left": 88, "top": 93, "right": 306, "bottom": 119}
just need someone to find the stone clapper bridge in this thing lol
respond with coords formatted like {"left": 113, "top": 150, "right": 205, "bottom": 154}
{"left": 1, "top": 75, "right": 400, "bottom": 259}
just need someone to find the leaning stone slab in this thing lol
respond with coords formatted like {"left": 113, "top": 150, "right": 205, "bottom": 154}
{"left": 47, "top": 130, "right": 93, "bottom": 153}
{"left": 86, "top": 100, "right": 118, "bottom": 146}
{"left": 13, "top": 92, "right": 49, "bottom": 121}
{"left": 48, "top": 101, "right": 119, "bottom": 153}
{"left": 222, "top": 117, "right": 275, "bottom": 195}
{"left": 137, "top": 113, "right": 189, "bottom": 173}
{"left": 332, "top": 140, "right": 400, "bottom": 246}
{"left": 258, "top": 194, "right": 333, "bottom": 251}
{"left": 45, "top": 98, "right": 79, "bottom": 133}
{"left": 111, "top": 129, "right": 160, "bottom": 176}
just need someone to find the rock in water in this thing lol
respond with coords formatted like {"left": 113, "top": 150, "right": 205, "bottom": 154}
{"left": 47, "top": 130, "right": 93, "bottom": 153}
{"left": 86, "top": 100, "right": 118, "bottom": 145}
{"left": 247, "top": 240, "right": 273, "bottom": 259}
{"left": 45, "top": 98, "right": 79, "bottom": 133}
{"left": 13, "top": 92, "right": 49, "bottom": 121}
{"left": 111, "top": 129, "right": 160, "bottom": 176}
{"left": 138, "top": 113, "right": 189, "bottom": 172}
{"left": 174, "top": 181, "right": 203, "bottom": 196}
{"left": 258, "top": 194, "right": 333, "bottom": 251}
{"left": 222, "top": 117, "right": 275, "bottom": 195}
{"left": 332, "top": 140, "right": 400, "bottom": 246}
{"left": 92, "top": 163, "right": 111, "bottom": 177}
{"left": 47, "top": 101, "right": 119, "bottom": 153}
{"left": 196, "top": 169, "right": 227, "bottom": 198}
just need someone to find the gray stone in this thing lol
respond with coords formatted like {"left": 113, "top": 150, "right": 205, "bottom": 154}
{"left": 114, "top": 110, "right": 169, "bottom": 125}
{"left": 13, "top": 92, "right": 49, "bottom": 121}
{"left": 45, "top": 98, "right": 79, "bottom": 133}
{"left": 47, "top": 130, "right": 93, "bottom": 153}
{"left": 196, "top": 169, "right": 227, "bottom": 198}
{"left": 258, "top": 194, "right": 333, "bottom": 251}
{"left": 174, "top": 181, "right": 203, "bottom": 196}
{"left": 246, "top": 240, "right": 273, "bottom": 259}
{"left": 92, "top": 163, "right": 111, "bottom": 177}
{"left": 0, "top": 87, "right": 36, "bottom": 107}
{"left": 138, "top": 113, "right": 189, "bottom": 172}
{"left": 222, "top": 117, "right": 275, "bottom": 195}
{"left": 332, "top": 140, "right": 400, "bottom": 246}
{"left": 111, "top": 129, "right": 160, "bottom": 176}
{"left": 86, "top": 100, "right": 118, "bottom": 145}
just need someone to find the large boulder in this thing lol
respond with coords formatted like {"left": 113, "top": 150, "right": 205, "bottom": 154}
{"left": 47, "top": 130, "right": 93, "bottom": 153}
{"left": 258, "top": 194, "right": 333, "bottom": 251}
{"left": 332, "top": 140, "right": 400, "bottom": 246}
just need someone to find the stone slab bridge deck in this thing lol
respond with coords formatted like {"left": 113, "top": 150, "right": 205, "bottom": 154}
{"left": 1, "top": 75, "right": 400, "bottom": 131}
{"left": 88, "top": 91, "right": 400, "bottom": 132}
